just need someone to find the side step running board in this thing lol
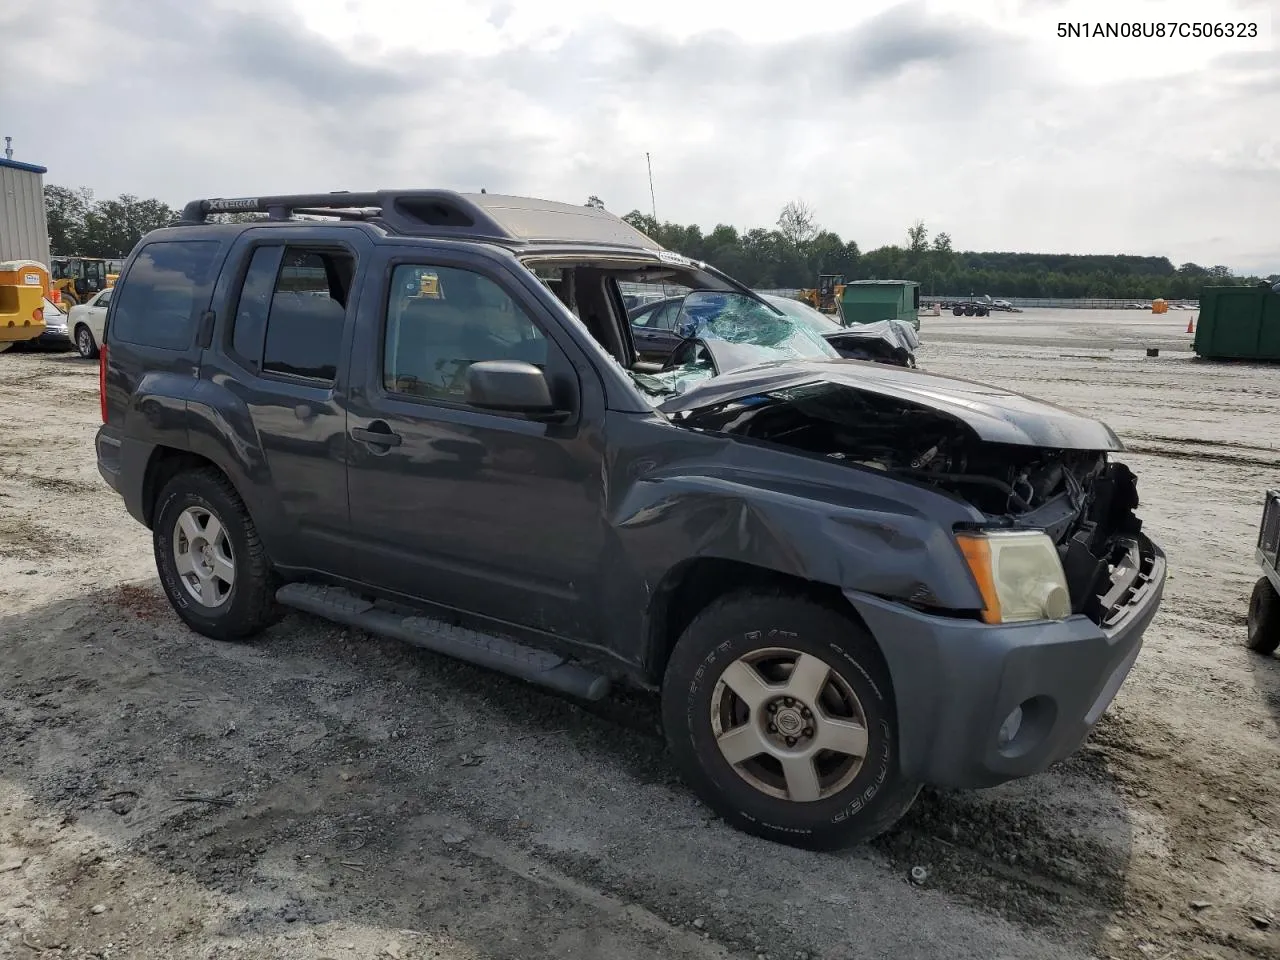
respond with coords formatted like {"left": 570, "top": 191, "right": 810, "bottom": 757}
{"left": 276, "top": 584, "right": 611, "bottom": 702}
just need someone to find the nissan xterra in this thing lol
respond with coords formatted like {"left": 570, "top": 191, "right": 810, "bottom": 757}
{"left": 95, "top": 190, "right": 1166, "bottom": 849}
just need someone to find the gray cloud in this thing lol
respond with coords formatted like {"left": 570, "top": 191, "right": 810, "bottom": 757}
{"left": 6, "top": 0, "right": 1278, "bottom": 272}
{"left": 834, "top": 3, "right": 995, "bottom": 80}
{"left": 208, "top": 11, "right": 416, "bottom": 105}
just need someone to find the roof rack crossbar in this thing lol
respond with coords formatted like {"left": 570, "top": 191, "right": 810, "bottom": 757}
{"left": 291, "top": 207, "right": 378, "bottom": 221}
{"left": 177, "top": 190, "right": 516, "bottom": 241}
{"left": 179, "top": 192, "right": 384, "bottom": 223}
{"left": 172, "top": 190, "right": 667, "bottom": 252}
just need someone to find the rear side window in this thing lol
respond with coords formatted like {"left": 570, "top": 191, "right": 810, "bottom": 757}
{"left": 230, "top": 246, "right": 285, "bottom": 370}
{"left": 228, "top": 246, "right": 354, "bottom": 383}
{"left": 109, "top": 240, "right": 220, "bottom": 350}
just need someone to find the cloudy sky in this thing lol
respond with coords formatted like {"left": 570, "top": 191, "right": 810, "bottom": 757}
{"left": 7, "top": 0, "right": 1277, "bottom": 272}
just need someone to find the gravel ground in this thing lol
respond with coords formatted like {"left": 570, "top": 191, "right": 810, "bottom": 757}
{"left": 1, "top": 310, "right": 1277, "bottom": 960}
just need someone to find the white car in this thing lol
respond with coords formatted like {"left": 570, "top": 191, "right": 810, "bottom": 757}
{"left": 68, "top": 287, "right": 113, "bottom": 358}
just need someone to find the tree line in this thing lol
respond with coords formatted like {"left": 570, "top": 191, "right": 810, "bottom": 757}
{"left": 44, "top": 186, "right": 266, "bottom": 260}
{"left": 620, "top": 201, "right": 1274, "bottom": 299}
{"left": 44, "top": 184, "right": 1271, "bottom": 299}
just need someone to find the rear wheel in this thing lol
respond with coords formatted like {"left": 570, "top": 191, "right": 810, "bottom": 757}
{"left": 661, "top": 589, "right": 919, "bottom": 850}
{"left": 1247, "top": 576, "right": 1280, "bottom": 655}
{"left": 74, "top": 324, "right": 98, "bottom": 359}
{"left": 153, "top": 468, "right": 280, "bottom": 641}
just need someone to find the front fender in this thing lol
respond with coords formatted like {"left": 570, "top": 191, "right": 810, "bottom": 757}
{"left": 598, "top": 425, "right": 988, "bottom": 671}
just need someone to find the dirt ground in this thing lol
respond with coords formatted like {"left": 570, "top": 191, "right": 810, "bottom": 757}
{"left": 1, "top": 310, "right": 1277, "bottom": 960}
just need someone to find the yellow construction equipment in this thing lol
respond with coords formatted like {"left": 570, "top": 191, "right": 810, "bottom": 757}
{"left": 50, "top": 255, "right": 113, "bottom": 307}
{"left": 798, "top": 274, "right": 845, "bottom": 315}
{"left": 0, "top": 260, "right": 49, "bottom": 352}
{"left": 417, "top": 270, "right": 440, "bottom": 297}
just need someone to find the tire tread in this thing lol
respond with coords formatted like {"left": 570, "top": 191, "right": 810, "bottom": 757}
{"left": 1247, "top": 576, "right": 1280, "bottom": 655}
{"left": 661, "top": 585, "right": 919, "bottom": 850}
{"left": 153, "top": 467, "right": 279, "bottom": 642}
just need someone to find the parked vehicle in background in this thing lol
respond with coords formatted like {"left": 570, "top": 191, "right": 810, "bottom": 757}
{"left": 1248, "top": 489, "right": 1280, "bottom": 655}
{"left": 622, "top": 290, "right": 668, "bottom": 312}
{"left": 32, "top": 296, "right": 71, "bottom": 348}
{"left": 941, "top": 296, "right": 1019, "bottom": 316}
{"left": 951, "top": 298, "right": 991, "bottom": 317}
{"left": 69, "top": 286, "right": 112, "bottom": 358}
{"left": 628, "top": 295, "right": 685, "bottom": 361}
{"left": 95, "top": 189, "right": 1166, "bottom": 851}
{"left": 4, "top": 296, "right": 71, "bottom": 351}
{"left": 50, "top": 255, "right": 113, "bottom": 307}
{"left": 631, "top": 293, "right": 920, "bottom": 368}
{"left": 0, "top": 260, "right": 48, "bottom": 352}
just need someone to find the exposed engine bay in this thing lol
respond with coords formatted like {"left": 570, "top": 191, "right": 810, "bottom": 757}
{"left": 678, "top": 381, "right": 1149, "bottom": 624}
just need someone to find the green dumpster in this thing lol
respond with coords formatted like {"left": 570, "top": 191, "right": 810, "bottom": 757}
{"left": 1193, "top": 282, "right": 1280, "bottom": 361}
{"left": 839, "top": 280, "right": 920, "bottom": 331}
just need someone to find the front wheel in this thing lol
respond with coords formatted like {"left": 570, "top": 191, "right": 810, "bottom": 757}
{"left": 74, "top": 324, "right": 98, "bottom": 359}
{"left": 661, "top": 589, "right": 919, "bottom": 850}
{"left": 1247, "top": 576, "right": 1280, "bottom": 655}
{"left": 153, "top": 468, "right": 281, "bottom": 641}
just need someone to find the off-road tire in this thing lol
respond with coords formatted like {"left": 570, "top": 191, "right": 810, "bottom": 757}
{"left": 1247, "top": 576, "right": 1280, "bottom": 655}
{"left": 74, "top": 324, "right": 98, "bottom": 359}
{"left": 661, "top": 588, "right": 920, "bottom": 850}
{"left": 153, "top": 468, "right": 280, "bottom": 642}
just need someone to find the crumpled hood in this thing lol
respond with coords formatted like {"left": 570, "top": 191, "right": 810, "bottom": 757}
{"left": 824, "top": 319, "right": 920, "bottom": 354}
{"left": 658, "top": 358, "right": 1124, "bottom": 451}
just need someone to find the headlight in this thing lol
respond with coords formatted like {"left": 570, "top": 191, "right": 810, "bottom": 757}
{"left": 955, "top": 530, "right": 1071, "bottom": 624}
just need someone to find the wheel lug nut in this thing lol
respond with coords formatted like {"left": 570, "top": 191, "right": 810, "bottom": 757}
{"left": 768, "top": 722, "right": 777, "bottom": 733}
{"left": 767, "top": 703, "right": 778, "bottom": 713}
{"left": 803, "top": 727, "right": 813, "bottom": 737}
{"left": 785, "top": 736, "right": 796, "bottom": 746}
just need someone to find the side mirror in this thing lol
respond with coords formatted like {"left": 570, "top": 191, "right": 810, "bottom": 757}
{"left": 466, "top": 360, "right": 569, "bottom": 421}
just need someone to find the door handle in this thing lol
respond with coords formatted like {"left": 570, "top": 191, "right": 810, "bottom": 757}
{"left": 351, "top": 423, "right": 402, "bottom": 448}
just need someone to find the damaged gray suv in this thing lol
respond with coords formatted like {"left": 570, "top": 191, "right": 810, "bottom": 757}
{"left": 95, "top": 190, "right": 1166, "bottom": 849}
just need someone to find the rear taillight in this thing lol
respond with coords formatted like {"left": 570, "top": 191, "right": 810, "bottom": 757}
{"left": 99, "top": 344, "right": 108, "bottom": 423}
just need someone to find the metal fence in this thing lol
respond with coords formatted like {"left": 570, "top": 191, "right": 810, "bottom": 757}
{"left": 618, "top": 284, "right": 1197, "bottom": 311}
{"left": 922, "top": 296, "right": 1200, "bottom": 310}
{"left": 618, "top": 282, "right": 805, "bottom": 302}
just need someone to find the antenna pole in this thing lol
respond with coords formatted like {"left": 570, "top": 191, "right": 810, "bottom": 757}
{"left": 3, "top": 137, "right": 11, "bottom": 161}
{"left": 646, "top": 152, "right": 657, "bottom": 223}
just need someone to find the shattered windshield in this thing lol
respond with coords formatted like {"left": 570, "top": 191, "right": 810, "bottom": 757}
{"left": 630, "top": 291, "right": 839, "bottom": 400}
{"left": 676, "top": 292, "right": 838, "bottom": 356}
{"left": 762, "top": 294, "right": 843, "bottom": 335}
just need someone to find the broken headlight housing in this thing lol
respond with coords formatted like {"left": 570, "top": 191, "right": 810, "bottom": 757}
{"left": 956, "top": 530, "right": 1071, "bottom": 624}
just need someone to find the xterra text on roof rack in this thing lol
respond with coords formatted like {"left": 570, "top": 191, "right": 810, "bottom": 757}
{"left": 95, "top": 190, "right": 1166, "bottom": 849}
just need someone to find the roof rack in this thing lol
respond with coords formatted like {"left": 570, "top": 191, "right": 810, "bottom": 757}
{"left": 176, "top": 190, "right": 664, "bottom": 251}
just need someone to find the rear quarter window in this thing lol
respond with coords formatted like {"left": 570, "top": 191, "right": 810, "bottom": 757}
{"left": 109, "top": 240, "right": 221, "bottom": 350}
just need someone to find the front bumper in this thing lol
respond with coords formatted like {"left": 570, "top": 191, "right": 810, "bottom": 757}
{"left": 845, "top": 533, "right": 1166, "bottom": 789}
{"left": 37, "top": 328, "right": 72, "bottom": 348}
{"left": 8, "top": 328, "right": 71, "bottom": 349}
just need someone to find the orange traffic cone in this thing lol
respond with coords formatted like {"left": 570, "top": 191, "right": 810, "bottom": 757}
{"left": 1186, "top": 316, "right": 1195, "bottom": 334}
